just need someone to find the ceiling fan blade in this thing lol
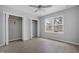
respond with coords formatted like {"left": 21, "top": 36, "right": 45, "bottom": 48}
{"left": 29, "top": 5, "right": 52, "bottom": 8}
{"left": 35, "top": 8, "right": 40, "bottom": 12}
{"left": 29, "top": 5, "right": 38, "bottom": 8}
{"left": 34, "top": 8, "right": 45, "bottom": 12}
{"left": 41, "top": 5, "right": 52, "bottom": 8}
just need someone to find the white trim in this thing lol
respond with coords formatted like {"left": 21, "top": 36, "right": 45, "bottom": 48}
{"left": 55, "top": 38, "right": 79, "bottom": 45}
{"left": 41, "top": 37, "right": 79, "bottom": 46}
{"left": 9, "top": 37, "right": 22, "bottom": 42}
{"left": 62, "top": 40, "right": 79, "bottom": 45}
{"left": 30, "top": 20, "right": 32, "bottom": 39}
{"left": 0, "top": 43, "right": 5, "bottom": 47}
{"left": 3, "top": 11, "right": 6, "bottom": 46}
{"left": 5, "top": 13, "right": 9, "bottom": 45}
{"left": 4, "top": 11, "right": 25, "bottom": 45}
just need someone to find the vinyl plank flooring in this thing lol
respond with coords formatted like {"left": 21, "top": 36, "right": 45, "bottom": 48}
{"left": 0, "top": 38, "right": 79, "bottom": 53}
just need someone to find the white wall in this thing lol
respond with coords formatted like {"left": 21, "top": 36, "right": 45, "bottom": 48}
{"left": 0, "top": 11, "right": 3, "bottom": 45}
{"left": 0, "top": 5, "right": 39, "bottom": 46}
{"left": 40, "top": 6, "right": 79, "bottom": 44}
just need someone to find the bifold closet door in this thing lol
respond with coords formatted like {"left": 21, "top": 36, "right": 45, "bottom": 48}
{"left": 8, "top": 16, "right": 22, "bottom": 41}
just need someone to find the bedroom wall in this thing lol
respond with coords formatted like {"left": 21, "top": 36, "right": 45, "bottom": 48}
{"left": 0, "top": 11, "right": 4, "bottom": 45}
{"left": 40, "top": 6, "right": 79, "bottom": 44}
{"left": 0, "top": 5, "right": 39, "bottom": 46}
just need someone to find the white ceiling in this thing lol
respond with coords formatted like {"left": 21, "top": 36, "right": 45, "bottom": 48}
{"left": 6, "top": 5, "right": 76, "bottom": 17}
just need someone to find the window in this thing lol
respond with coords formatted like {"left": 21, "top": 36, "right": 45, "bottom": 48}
{"left": 45, "top": 19, "right": 53, "bottom": 32}
{"left": 45, "top": 16, "right": 64, "bottom": 33}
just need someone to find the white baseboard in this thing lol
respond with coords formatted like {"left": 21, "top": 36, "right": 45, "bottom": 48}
{"left": 60, "top": 40, "right": 79, "bottom": 45}
{"left": 0, "top": 43, "right": 5, "bottom": 47}
{"left": 9, "top": 37, "right": 22, "bottom": 42}
{"left": 41, "top": 37, "right": 79, "bottom": 46}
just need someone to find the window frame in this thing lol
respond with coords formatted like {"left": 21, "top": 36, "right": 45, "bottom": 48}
{"left": 45, "top": 16, "right": 64, "bottom": 33}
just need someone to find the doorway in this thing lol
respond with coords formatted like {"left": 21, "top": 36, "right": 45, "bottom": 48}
{"left": 8, "top": 15, "right": 22, "bottom": 42}
{"left": 32, "top": 20, "right": 38, "bottom": 38}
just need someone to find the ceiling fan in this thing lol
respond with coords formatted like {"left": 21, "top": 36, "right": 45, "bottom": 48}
{"left": 29, "top": 5, "right": 52, "bottom": 12}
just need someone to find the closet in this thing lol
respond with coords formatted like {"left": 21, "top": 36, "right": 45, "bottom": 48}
{"left": 8, "top": 15, "right": 22, "bottom": 42}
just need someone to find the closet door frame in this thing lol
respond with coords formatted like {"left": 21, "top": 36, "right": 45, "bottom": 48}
{"left": 4, "top": 12, "right": 25, "bottom": 45}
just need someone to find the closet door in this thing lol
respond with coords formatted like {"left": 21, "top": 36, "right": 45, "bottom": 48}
{"left": 32, "top": 20, "right": 37, "bottom": 37}
{"left": 8, "top": 16, "right": 22, "bottom": 41}
{"left": 8, "top": 18, "right": 15, "bottom": 41}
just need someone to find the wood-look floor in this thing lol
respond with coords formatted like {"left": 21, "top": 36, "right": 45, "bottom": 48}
{"left": 0, "top": 38, "right": 79, "bottom": 53}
